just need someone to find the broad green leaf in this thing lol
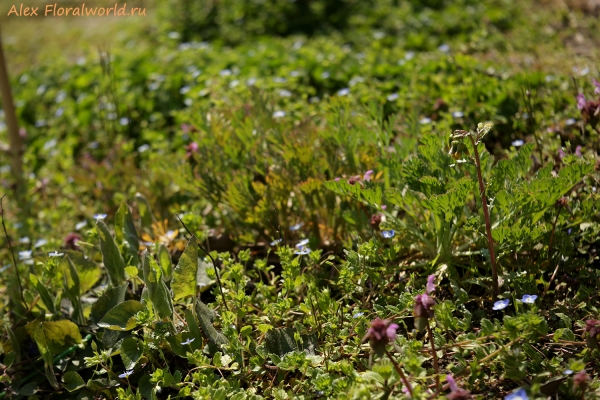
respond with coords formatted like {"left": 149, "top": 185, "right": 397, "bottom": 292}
{"left": 265, "top": 327, "right": 317, "bottom": 357}
{"left": 98, "top": 300, "right": 145, "bottom": 331}
{"left": 194, "top": 299, "right": 228, "bottom": 346}
{"left": 165, "top": 332, "right": 201, "bottom": 357}
{"left": 63, "top": 256, "right": 81, "bottom": 301}
{"left": 33, "top": 323, "right": 60, "bottom": 388}
{"left": 120, "top": 337, "right": 143, "bottom": 370}
{"left": 171, "top": 239, "right": 198, "bottom": 301}
{"left": 29, "top": 274, "right": 56, "bottom": 314}
{"left": 63, "top": 250, "right": 101, "bottom": 294}
{"left": 142, "top": 252, "right": 174, "bottom": 319}
{"left": 185, "top": 309, "right": 203, "bottom": 344}
{"left": 36, "top": 320, "right": 83, "bottom": 354}
{"left": 18, "top": 382, "right": 37, "bottom": 396}
{"left": 97, "top": 220, "right": 125, "bottom": 286}
{"left": 158, "top": 245, "right": 173, "bottom": 282}
{"left": 7, "top": 328, "right": 20, "bottom": 363}
{"left": 62, "top": 371, "right": 85, "bottom": 392}
{"left": 91, "top": 283, "right": 128, "bottom": 323}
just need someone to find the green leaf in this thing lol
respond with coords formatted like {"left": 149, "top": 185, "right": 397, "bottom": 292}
{"left": 38, "top": 320, "right": 83, "bottom": 354}
{"left": 18, "top": 382, "right": 37, "bottom": 396}
{"left": 171, "top": 239, "right": 198, "bottom": 301}
{"left": 165, "top": 332, "right": 201, "bottom": 357}
{"left": 194, "top": 299, "right": 228, "bottom": 347}
{"left": 63, "top": 250, "right": 101, "bottom": 294}
{"left": 33, "top": 323, "right": 60, "bottom": 388}
{"left": 120, "top": 337, "right": 143, "bottom": 370}
{"left": 185, "top": 309, "right": 203, "bottom": 345}
{"left": 98, "top": 300, "right": 145, "bottom": 331}
{"left": 123, "top": 202, "right": 140, "bottom": 267}
{"left": 91, "top": 283, "right": 128, "bottom": 323}
{"left": 62, "top": 371, "right": 85, "bottom": 392}
{"left": 158, "top": 244, "right": 173, "bottom": 282}
{"left": 97, "top": 220, "right": 126, "bottom": 286}
{"left": 265, "top": 327, "right": 317, "bottom": 357}
{"left": 142, "top": 252, "right": 174, "bottom": 319}
{"left": 63, "top": 256, "right": 81, "bottom": 301}
{"left": 29, "top": 274, "right": 56, "bottom": 314}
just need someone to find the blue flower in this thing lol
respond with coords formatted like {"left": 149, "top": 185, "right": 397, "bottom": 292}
{"left": 34, "top": 239, "right": 48, "bottom": 248}
{"left": 520, "top": 294, "right": 537, "bottom": 304}
{"left": 48, "top": 251, "right": 64, "bottom": 257}
{"left": 18, "top": 237, "right": 30, "bottom": 244}
{"left": 387, "top": 93, "right": 399, "bottom": 102}
{"left": 504, "top": 388, "right": 528, "bottom": 400}
{"left": 18, "top": 250, "right": 32, "bottom": 260}
{"left": 294, "top": 247, "right": 311, "bottom": 255}
{"left": 353, "top": 312, "right": 364, "bottom": 319}
{"left": 493, "top": 299, "right": 510, "bottom": 310}
{"left": 419, "top": 117, "right": 432, "bottom": 125}
{"left": 381, "top": 230, "right": 395, "bottom": 239}
{"left": 452, "top": 111, "right": 464, "bottom": 118}
{"left": 181, "top": 338, "right": 195, "bottom": 346}
{"left": 564, "top": 369, "right": 573, "bottom": 375}
{"left": 94, "top": 214, "right": 107, "bottom": 220}
{"left": 270, "top": 238, "right": 283, "bottom": 246}
{"left": 295, "top": 239, "right": 309, "bottom": 248}
{"left": 337, "top": 88, "right": 350, "bottom": 96}
{"left": 289, "top": 223, "right": 304, "bottom": 231}
{"left": 511, "top": 140, "right": 525, "bottom": 147}
{"left": 75, "top": 221, "right": 87, "bottom": 230}
{"left": 119, "top": 370, "right": 134, "bottom": 379}
{"left": 272, "top": 111, "right": 286, "bottom": 119}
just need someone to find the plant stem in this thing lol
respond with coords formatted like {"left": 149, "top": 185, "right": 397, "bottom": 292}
{"left": 0, "top": 195, "right": 25, "bottom": 307}
{"left": 426, "top": 318, "right": 440, "bottom": 391}
{"left": 384, "top": 349, "right": 413, "bottom": 397}
{"left": 467, "top": 135, "right": 499, "bottom": 298}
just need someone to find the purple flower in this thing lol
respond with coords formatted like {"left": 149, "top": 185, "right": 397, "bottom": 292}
{"left": 426, "top": 274, "right": 436, "bottom": 294}
{"left": 576, "top": 94, "right": 587, "bottom": 111}
{"left": 594, "top": 79, "right": 600, "bottom": 95}
{"left": 446, "top": 375, "right": 472, "bottom": 400}
{"left": 585, "top": 319, "right": 600, "bottom": 338}
{"left": 270, "top": 238, "right": 283, "bottom": 246}
{"left": 493, "top": 299, "right": 510, "bottom": 310}
{"left": 363, "top": 170, "right": 374, "bottom": 181}
{"left": 334, "top": 177, "right": 341, "bottom": 181}
{"left": 414, "top": 293, "right": 436, "bottom": 332}
{"left": 573, "top": 370, "right": 590, "bottom": 390}
{"left": 381, "top": 205, "right": 387, "bottom": 210}
{"left": 362, "top": 318, "right": 399, "bottom": 356}
{"left": 186, "top": 142, "right": 199, "bottom": 157}
{"left": 575, "top": 145, "right": 582, "bottom": 157}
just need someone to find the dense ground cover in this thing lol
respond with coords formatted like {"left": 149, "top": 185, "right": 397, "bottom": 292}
{"left": 1, "top": 0, "right": 600, "bottom": 398}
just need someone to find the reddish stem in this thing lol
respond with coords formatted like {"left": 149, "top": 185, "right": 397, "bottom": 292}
{"left": 426, "top": 318, "right": 440, "bottom": 391}
{"left": 468, "top": 135, "right": 499, "bottom": 298}
{"left": 384, "top": 349, "right": 413, "bottom": 397}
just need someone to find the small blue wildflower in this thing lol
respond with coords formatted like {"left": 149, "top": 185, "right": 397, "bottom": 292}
{"left": 279, "top": 89, "right": 292, "bottom": 97}
{"left": 452, "top": 111, "right": 464, "bottom": 118}
{"left": 404, "top": 51, "right": 415, "bottom": 60}
{"left": 387, "top": 93, "right": 399, "bottom": 102}
{"left": 18, "top": 250, "right": 32, "bottom": 260}
{"left": 337, "top": 88, "right": 350, "bottom": 96}
{"left": 419, "top": 117, "right": 432, "bottom": 125}
{"left": 353, "top": 312, "right": 364, "bottom": 319}
{"left": 294, "top": 247, "right": 311, "bottom": 255}
{"left": 381, "top": 230, "right": 395, "bottom": 239}
{"left": 19, "top": 237, "right": 30, "bottom": 244}
{"left": 512, "top": 140, "right": 525, "bottom": 147}
{"left": 438, "top": 44, "right": 450, "bottom": 53}
{"left": 270, "top": 238, "right": 283, "bottom": 246}
{"left": 219, "top": 69, "right": 232, "bottom": 77}
{"left": 94, "top": 214, "right": 107, "bottom": 220}
{"left": 520, "top": 294, "right": 537, "bottom": 304}
{"left": 246, "top": 78, "right": 257, "bottom": 86}
{"left": 493, "top": 299, "right": 510, "bottom": 311}
{"left": 181, "top": 338, "right": 195, "bottom": 346}
{"left": 272, "top": 111, "right": 286, "bottom": 118}
{"left": 289, "top": 223, "right": 303, "bottom": 231}
{"left": 296, "top": 239, "right": 309, "bottom": 248}
{"left": 119, "top": 370, "right": 134, "bottom": 379}
{"left": 272, "top": 77, "right": 287, "bottom": 83}
{"left": 564, "top": 369, "right": 573, "bottom": 375}
{"left": 321, "top": 71, "right": 330, "bottom": 79}
{"left": 565, "top": 118, "right": 576, "bottom": 126}
{"left": 138, "top": 144, "right": 151, "bottom": 153}
{"left": 504, "top": 388, "right": 528, "bottom": 400}
{"left": 34, "top": 239, "right": 48, "bottom": 248}
{"left": 48, "top": 251, "right": 64, "bottom": 257}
